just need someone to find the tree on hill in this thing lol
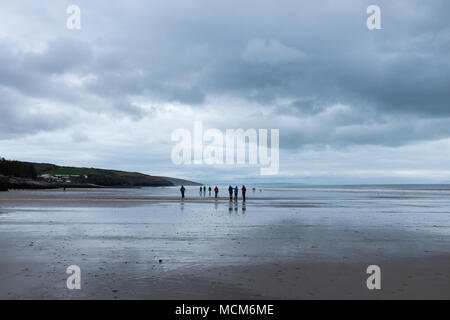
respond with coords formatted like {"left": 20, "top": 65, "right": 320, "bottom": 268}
{"left": 0, "top": 158, "right": 37, "bottom": 179}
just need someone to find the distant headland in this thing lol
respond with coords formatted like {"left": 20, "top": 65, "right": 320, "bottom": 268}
{"left": 0, "top": 158, "right": 200, "bottom": 191}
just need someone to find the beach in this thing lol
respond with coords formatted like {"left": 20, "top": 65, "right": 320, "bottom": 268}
{"left": 0, "top": 185, "right": 449, "bottom": 299}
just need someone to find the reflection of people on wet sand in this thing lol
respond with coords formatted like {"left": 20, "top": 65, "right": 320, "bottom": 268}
{"left": 242, "top": 185, "right": 247, "bottom": 201}
{"left": 180, "top": 185, "right": 186, "bottom": 198}
{"left": 228, "top": 185, "right": 233, "bottom": 200}
{"left": 214, "top": 186, "right": 219, "bottom": 198}
{"left": 234, "top": 186, "right": 238, "bottom": 201}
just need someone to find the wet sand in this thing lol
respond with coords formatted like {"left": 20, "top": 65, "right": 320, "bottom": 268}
{"left": 0, "top": 187, "right": 449, "bottom": 299}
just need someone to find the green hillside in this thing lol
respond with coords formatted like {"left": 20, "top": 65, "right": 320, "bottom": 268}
{"left": 42, "top": 168, "right": 101, "bottom": 176}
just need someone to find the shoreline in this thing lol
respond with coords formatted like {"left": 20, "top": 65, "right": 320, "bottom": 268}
{"left": 0, "top": 189, "right": 319, "bottom": 208}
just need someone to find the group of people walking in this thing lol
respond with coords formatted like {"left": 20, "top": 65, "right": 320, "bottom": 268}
{"left": 198, "top": 185, "right": 220, "bottom": 198}
{"left": 179, "top": 185, "right": 247, "bottom": 201}
{"left": 227, "top": 185, "right": 247, "bottom": 201}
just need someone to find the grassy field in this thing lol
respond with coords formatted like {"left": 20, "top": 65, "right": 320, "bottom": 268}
{"left": 42, "top": 168, "right": 102, "bottom": 176}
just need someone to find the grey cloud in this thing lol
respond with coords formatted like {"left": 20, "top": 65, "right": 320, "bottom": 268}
{"left": 1, "top": 0, "right": 450, "bottom": 148}
{"left": 27, "top": 39, "right": 93, "bottom": 74}
{"left": 0, "top": 87, "right": 70, "bottom": 138}
{"left": 242, "top": 38, "right": 306, "bottom": 64}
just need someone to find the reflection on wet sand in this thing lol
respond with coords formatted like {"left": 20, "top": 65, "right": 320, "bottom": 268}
{"left": 0, "top": 185, "right": 450, "bottom": 299}
{"left": 227, "top": 200, "right": 246, "bottom": 214}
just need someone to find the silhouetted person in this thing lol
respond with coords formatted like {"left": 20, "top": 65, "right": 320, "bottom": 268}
{"left": 180, "top": 185, "right": 186, "bottom": 198}
{"left": 242, "top": 185, "right": 247, "bottom": 201}
{"left": 203, "top": 186, "right": 206, "bottom": 193}
{"left": 234, "top": 186, "right": 238, "bottom": 201}
{"left": 208, "top": 186, "right": 212, "bottom": 196}
{"left": 199, "top": 186, "right": 202, "bottom": 194}
{"left": 228, "top": 185, "right": 233, "bottom": 200}
{"left": 214, "top": 186, "right": 219, "bottom": 198}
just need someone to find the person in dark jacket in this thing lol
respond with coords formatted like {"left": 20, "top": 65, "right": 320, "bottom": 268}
{"left": 180, "top": 185, "right": 186, "bottom": 198}
{"left": 214, "top": 186, "right": 219, "bottom": 198}
{"left": 234, "top": 186, "right": 238, "bottom": 201}
{"left": 242, "top": 185, "right": 247, "bottom": 201}
{"left": 228, "top": 185, "right": 233, "bottom": 200}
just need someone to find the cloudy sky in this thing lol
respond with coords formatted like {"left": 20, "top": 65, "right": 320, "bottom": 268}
{"left": 1, "top": 0, "right": 450, "bottom": 184}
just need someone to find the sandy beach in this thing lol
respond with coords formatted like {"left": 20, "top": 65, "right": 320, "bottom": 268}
{"left": 0, "top": 185, "right": 449, "bottom": 299}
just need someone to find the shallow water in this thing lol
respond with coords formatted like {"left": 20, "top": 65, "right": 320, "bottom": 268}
{"left": 0, "top": 185, "right": 449, "bottom": 273}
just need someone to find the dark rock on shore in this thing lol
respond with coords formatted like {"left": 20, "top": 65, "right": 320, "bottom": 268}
{"left": 0, "top": 175, "right": 8, "bottom": 191}
{"left": 0, "top": 175, "right": 104, "bottom": 191}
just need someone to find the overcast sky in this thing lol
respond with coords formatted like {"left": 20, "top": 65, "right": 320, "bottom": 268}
{"left": 1, "top": 0, "right": 450, "bottom": 184}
